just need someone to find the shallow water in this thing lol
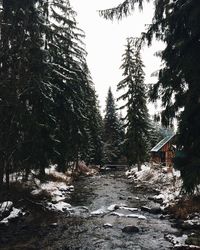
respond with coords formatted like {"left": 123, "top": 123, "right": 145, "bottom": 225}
{"left": 0, "top": 171, "right": 178, "bottom": 250}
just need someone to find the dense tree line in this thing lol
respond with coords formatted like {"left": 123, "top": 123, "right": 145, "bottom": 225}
{"left": 103, "top": 87, "right": 125, "bottom": 163}
{"left": 100, "top": 0, "right": 200, "bottom": 193}
{"left": 0, "top": 0, "right": 103, "bottom": 188}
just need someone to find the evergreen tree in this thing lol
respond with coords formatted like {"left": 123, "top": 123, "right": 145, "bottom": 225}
{"left": 117, "top": 38, "right": 150, "bottom": 170}
{"left": 100, "top": 0, "right": 200, "bottom": 192}
{"left": 147, "top": 0, "right": 200, "bottom": 193}
{"left": 103, "top": 87, "right": 122, "bottom": 163}
{"left": 47, "top": 0, "right": 89, "bottom": 171}
{"left": 0, "top": 0, "right": 103, "bottom": 187}
{"left": 0, "top": 0, "right": 55, "bottom": 184}
{"left": 82, "top": 65, "right": 104, "bottom": 165}
{"left": 49, "top": 1, "right": 104, "bottom": 168}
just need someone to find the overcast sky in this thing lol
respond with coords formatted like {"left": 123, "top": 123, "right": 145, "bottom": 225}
{"left": 70, "top": 0, "right": 165, "bottom": 115}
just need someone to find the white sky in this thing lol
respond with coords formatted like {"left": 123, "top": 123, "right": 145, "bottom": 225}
{"left": 70, "top": 0, "right": 165, "bottom": 115}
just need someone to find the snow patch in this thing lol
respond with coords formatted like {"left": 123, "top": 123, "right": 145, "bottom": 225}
{"left": 111, "top": 212, "right": 146, "bottom": 219}
{"left": 120, "top": 206, "right": 138, "bottom": 212}
{"left": 0, "top": 201, "right": 13, "bottom": 214}
{"left": 47, "top": 201, "right": 72, "bottom": 212}
{"left": 126, "top": 164, "right": 182, "bottom": 207}
{"left": 0, "top": 208, "right": 22, "bottom": 224}
{"left": 165, "top": 234, "right": 188, "bottom": 246}
{"left": 91, "top": 207, "right": 106, "bottom": 215}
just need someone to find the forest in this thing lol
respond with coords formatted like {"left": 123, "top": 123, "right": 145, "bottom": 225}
{"left": 0, "top": 0, "right": 200, "bottom": 249}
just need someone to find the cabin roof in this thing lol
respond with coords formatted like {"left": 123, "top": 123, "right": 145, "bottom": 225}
{"left": 151, "top": 134, "right": 174, "bottom": 152}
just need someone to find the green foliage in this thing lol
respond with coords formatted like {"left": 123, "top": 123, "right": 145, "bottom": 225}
{"left": 101, "top": 0, "right": 200, "bottom": 192}
{"left": 0, "top": 0, "right": 103, "bottom": 186}
{"left": 103, "top": 87, "right": 124, "bottom": 163}
{"left": 117, "top": 38, "right": 150, "bottom": 168}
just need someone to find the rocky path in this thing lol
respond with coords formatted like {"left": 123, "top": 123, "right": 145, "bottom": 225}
{"left": 0, "top": 170, "right": 178, "bottom": 250}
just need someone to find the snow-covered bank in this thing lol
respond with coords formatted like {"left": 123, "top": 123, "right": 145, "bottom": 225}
{"left": 0, "top": 166, "right": 74, "bottom": 224}
{"left": 0, "top": 201, "right": 24, "bottom": 225}
{"left": 126, "top": 164, "right": 200, "bottom": 249}
{"left": 126, "top": 164, "right": 182, "bottom": 207}
{"left": 0, "top": 163, "right": 100, "bottom": 224}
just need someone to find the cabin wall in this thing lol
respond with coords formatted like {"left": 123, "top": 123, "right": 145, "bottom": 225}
{"left": 151, "top": 141, "right": 175, "bottom": 166}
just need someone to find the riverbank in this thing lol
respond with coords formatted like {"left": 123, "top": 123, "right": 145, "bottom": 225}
{"left": 0, "top": 169, "right": 179, "bottom": 249}
{"left": 0, "top": 163, "right": 99, "bottom": 225}
{"left": 126, "top": 164, "right": 200, "bottom": 249}
{"left": 0, "top": 166, "right": 199, "bottom": 249}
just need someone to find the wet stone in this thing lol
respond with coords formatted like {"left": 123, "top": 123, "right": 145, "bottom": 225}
{"left": 50, "top": 223, "right": 58, "bottom": 228}
{"left": 141, "top": 205, "right": 162, "bottom": 214}
{"left": 122, "top": 225, "right": 139, "bottom": 233}
{"left": 103, "top": 223, "right": 113, "bottom": 228}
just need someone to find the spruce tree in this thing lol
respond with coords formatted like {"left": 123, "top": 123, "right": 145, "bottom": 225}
{"left": 0, "top": 0, "right": 104, "bottom": 185}
{"left": 48, "top": 1, "right": 104, "bottom": 169}
{"left": 117, "top": 38, "right": 150, "bottom": 170}
{"left": 0, "top": 0, "right": 55, "bottom": 183}
{"left": 147, "top": 0, "right": 200, "bottom": 193}
{"left": 47, "top": 0, "right": 89, "bottom": 170}
{"left": 81, "top": 65, "right": 104, "bottom": 165}
{"left": 103, "top": 87, "right": 122, "bottom": 163}
{"left": 100, "top": 0, "right": 200, "bottom": 192}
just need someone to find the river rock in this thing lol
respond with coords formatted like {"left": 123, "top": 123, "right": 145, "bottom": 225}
{"left": 107, "top": 204, "right": 119, "bottom": 211}
{"left": 122, "top": 225, "right": 139, "bottom": 233}
{"left": 141, "top": 206, "right": 162, "bottom": 214}
{"left": 50, "top": 222, "right": 58, "bottom": 228}
{"left": 141, "top": 206, "right": 151, "bottom": 212}
{"left": 148, "top": 196, "right": 163, "bottom": 204}
{"left": 103, "top": 223, "right": 113, "bottom": 228}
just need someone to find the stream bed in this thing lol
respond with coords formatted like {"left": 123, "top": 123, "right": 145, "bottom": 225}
{"left": 0, "top": 170, "right": 178, "bottom": 250}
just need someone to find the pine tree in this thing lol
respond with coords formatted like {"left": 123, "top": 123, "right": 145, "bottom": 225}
{"left": 117, "top": 38, "right": 150, "bottom": 170}
{"left": 100, "top": 0, "right": 200, "bottom": 192}
{"left": 103, "top": 87, "right": 122, "bottom": 163}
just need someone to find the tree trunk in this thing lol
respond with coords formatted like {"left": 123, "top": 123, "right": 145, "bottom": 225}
{"left": 39, "top": 163, "right": 45, "bottom": 179}
{"left": 137, "top": 156, "right": 141, "bottom": 171}
{"left": 24, "top": 167, "right": 30, "bottom": 181}
{"left": 5, "top": 161, "right": 10, "bottom": 189}
{"left": 0, "top": 161, "right": 4, "bottom": 189}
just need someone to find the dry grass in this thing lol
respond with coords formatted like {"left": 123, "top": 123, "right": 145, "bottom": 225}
{"left": 46, "top": 173, "right": 68, "bottom": 183}
{"left": 142, "top": 171, "right": 154, "bottom": 181}
{"left": 167, "top": 195, "right": 200, "bottom": 220}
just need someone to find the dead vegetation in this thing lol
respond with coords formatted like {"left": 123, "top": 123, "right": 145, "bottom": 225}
{"left": 167, "top": 195, "right": 200, "bottom": 220}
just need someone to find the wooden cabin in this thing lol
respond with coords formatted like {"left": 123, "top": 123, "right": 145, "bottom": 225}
{"left": 150, "top": 135, "right": 175, "bottom": 167}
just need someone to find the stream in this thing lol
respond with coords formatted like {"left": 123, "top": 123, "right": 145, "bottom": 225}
{"left": 0, "top": 170, "right": 178, "bottom": 250}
